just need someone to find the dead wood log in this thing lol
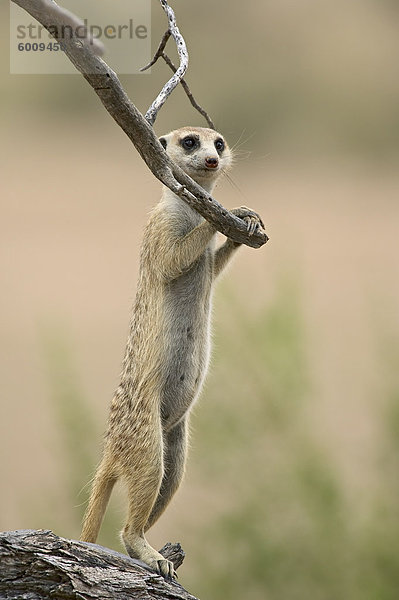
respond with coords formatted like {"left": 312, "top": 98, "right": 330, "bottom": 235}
{"left": 0, "top": 529, "right": 199, "bottom": 600}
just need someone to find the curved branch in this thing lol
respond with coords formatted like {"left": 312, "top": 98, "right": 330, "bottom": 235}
{"left": 11, "top": 0, "right": 268, "bottom": 249}
{"left": 34, "top": 0, "right": 105, "bottom": 56}
{"left": 144, "top": 0, "right": 189, "bottom": 125}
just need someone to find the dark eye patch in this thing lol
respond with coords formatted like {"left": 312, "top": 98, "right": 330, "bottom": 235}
{"left": 214, "top": 138, "right": 225, "bottom": 153}
{"left": 180, "top": 135, "right": 200, "bottom": 151}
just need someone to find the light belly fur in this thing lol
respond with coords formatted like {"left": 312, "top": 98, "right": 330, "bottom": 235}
{"left": 160, "top": 252, "right": 213, "bottom": 430}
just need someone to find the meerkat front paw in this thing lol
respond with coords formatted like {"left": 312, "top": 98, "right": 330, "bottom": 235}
{"left": 230, "top": 206, "right": 265, "bottom": 236}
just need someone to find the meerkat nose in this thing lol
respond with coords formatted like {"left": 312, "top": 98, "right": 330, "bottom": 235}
{"left": 205, "top": 157, "right": 219, "bottom": 169}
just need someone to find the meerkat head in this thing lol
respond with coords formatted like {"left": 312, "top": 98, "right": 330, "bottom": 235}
{"left": 159, "top": 126, "right": 232, "bottom": 192}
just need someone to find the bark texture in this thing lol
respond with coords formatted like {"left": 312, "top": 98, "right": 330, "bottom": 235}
{"left": 0, "top": 529, "right": 199, "bottom": 600}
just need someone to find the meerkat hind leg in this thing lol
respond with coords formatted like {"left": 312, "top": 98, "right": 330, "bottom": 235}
{"left": 123, "top": 502, "right": 176, "bottom": 579}
{"left": 145, "top": 417, "right": 188, "bottom": 532}
{"left": 121, "top": 433, "right": 176, "bottom": 579}
{"left": 123, "top": 530, "right": 176, "bottom": 580}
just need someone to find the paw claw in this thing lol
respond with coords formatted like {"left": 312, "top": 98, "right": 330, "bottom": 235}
{"left": 230, "top": 206, "right": 265, "bottom": 236}
{"left": 157, "top": 558, "right": 177, "bottom": 580}
{"left": 243, "top": 215, "right": 261, "bottom": 236}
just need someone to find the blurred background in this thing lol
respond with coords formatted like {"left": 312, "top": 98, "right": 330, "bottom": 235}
{"left": 1, "top": 1, "right": 399, "bottom": 598}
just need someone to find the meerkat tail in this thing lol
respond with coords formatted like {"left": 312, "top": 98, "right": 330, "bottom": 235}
{"left": 80, "top": 464, "right": 117, "bottom": 543}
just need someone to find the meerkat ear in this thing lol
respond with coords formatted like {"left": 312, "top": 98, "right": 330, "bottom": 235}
{"left": 159, "top": 137, "right": 167, "bottom": 150}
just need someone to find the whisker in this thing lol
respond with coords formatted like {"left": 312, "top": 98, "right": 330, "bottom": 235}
{"left": 230, "top": 130, "right": 256, "bottom": 153}
{"left": 230, "top": 129, "right": 247, "bottom": 152}
{"left": 221, "top": 170, "right": 245, "bottom": 196}
{"left": 231, "top": 149, "right": 252, "bottom": 162}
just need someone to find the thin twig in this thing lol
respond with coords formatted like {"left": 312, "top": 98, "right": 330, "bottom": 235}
{"left": 140, "top": 29, "right": 170, "bottom": 72}
{"left": 144, "top": 0, "right": 189, "bottom": 125}
{"left": 161, "top": 53, "right": 215, "bottom": 129}
{"left": 141, "top": 26, "right": 215, "bottom": 129}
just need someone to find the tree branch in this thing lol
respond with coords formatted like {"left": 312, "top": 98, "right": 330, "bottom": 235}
{"left": 31, "top": 0, "right": 105, "bottom": 56}
{"left": 0, "top": 529, "right": 199, "bottom": 600}
{"left": 11, "top": 0, "right": 268, "bottom": 249}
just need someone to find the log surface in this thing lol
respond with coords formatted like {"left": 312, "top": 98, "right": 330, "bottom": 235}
{"left": 0, "top": 529, "right": 199, "bottom": 600}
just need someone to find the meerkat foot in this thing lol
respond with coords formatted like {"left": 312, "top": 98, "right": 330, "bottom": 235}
{"left": 157, "top": 558, "right": 176, "bottom": 580}
{"left": 123, "top": 534, "right": 176, "bottom": 580}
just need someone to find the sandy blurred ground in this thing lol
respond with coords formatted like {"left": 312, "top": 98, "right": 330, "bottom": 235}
{"left": 1, "top": 0, "right": 399, "bottom": 571}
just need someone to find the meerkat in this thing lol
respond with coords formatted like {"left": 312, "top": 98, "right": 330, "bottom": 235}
{"left": 80, "top": 126, "right": 264, "bottom": 579}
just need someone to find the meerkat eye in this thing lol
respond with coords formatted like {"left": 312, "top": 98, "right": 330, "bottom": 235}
{"left": 214, "top": 138, "right": 225, "bottom": 153}
{"left": 181, "top": 136, "right": 197, "bottom": 151}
